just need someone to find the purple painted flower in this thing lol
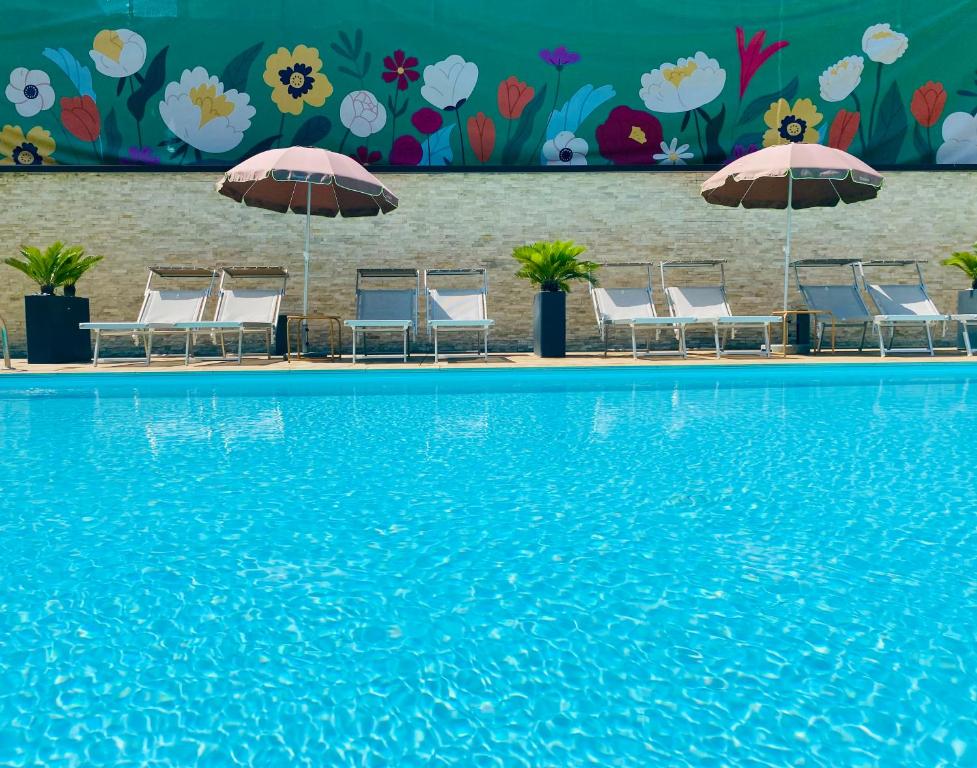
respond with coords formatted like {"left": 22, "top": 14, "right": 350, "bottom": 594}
{"left": 390, "top": 135, "right": 422, "bottom": 165}
{"left": 411, "top": 107, "right": 443, "bottom": 134}
{"left": 539, "top": 46, "right": 580, "bottom": 69}
{"left": 125, "top": 146, "right": 159, "bottom": 164}
{"left": 727, "top": 143, "right": 759, "bottom": 164}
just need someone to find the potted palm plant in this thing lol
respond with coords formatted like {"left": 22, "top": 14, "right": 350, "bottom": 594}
{"left": 513, "top": 240, "right": 599, "bottom": 357}
{"left": 942, "top": 243, "right": 977, "bottom": 350}
{"left": 4, "top": 242, "right": 102, "bottom": 363}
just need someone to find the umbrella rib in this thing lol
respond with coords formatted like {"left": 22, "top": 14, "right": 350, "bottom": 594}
{"left": 828, "top": 178, "right": 842, "bottom": 205}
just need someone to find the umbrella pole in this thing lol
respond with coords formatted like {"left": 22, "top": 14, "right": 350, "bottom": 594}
{"left": 302, "top": 181, "right": 311, "bottom": 353}
{"left": 783, "top": 173, "right": 793, "bottom": 312}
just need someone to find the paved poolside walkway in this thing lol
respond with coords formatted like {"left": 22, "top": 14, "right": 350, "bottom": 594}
{"left": 3, "top": 349, "right": 975, "bottom": 374}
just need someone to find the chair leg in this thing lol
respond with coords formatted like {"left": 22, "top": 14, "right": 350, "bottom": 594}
{"left": 859, "top": 323, "right": 867, "bottom": 353}
{"left": 631, "top": 326, "right": 637, "bottom": 360}
{"left": 266, "top": 328, "right": 271, "bottom": 359}
{"left": 925, "top": 322, "right": 935, "bottom": 356}
{"left": 219, "top": 331, "right": 226, "bottom": 359}
{"left": 184, "top": 329, "right": 191, "bottom": 366}
{"left": 434, "top": 328, "right": 439, "bottom": 363}
{"left": 763, "top": 324, "right": 771, "bottom": 358}
{"left": 93, "top": 329, "right": 101, "bottom": 366}
{"left": 815, "top": 323, "right": 824, "bottom": 353}
{"left": 403, "top": 329, "right": 408, "bottom": 363}
{"left": 352, "top": 331, "right": 358, "bottom": 363}
{"left": 877, "top": 323, "right": 886, "bottom": 358}
{"left": 679, "top": 325, "right": 688, "bottom": 359}
{"left": 483, "top": 329, "right": 488, "bottom": 360}
{"left": 964, "top": 322, "right": 974, "bottom": 357}
{"left": 714, "top": 324, "right": 722, "bottom": 359}
{"left": 237, "top": 329, "right": 244, "bottom": 364}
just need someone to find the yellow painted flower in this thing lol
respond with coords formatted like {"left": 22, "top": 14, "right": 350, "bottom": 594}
{"left": 0, "top": 124, "right": 55, "bottom": 165}
{"left": 263, "top": 45, "right": 333, "bottom": 115}
{"left": 762, "top": 98, "right": 822, "bottom": 146}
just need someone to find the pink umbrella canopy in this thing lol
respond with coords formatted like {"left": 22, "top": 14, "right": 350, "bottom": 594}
{"left": 701, "top": 144, "right": 883, "bottom": 209}
{"left": 700, "top": 144, "right": 884, "bottom": 311}
{"left": 217, "top": 146, "right": 398, "bottom": 216}
{"left": 216, "top": 146, "right": 399, "bottom": 323}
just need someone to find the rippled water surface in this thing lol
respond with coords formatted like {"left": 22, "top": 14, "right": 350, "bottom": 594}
{"left": 2, "top": 365, "right": 977, "bottom": 766}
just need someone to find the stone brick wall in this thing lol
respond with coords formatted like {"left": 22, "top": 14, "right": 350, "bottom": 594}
{"left": 1, "top": 170, "right": 975, "bottom": 356}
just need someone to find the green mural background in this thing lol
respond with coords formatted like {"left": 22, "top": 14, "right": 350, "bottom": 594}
{"left": 2, "top": 0, "right": 977, "bottom": 169}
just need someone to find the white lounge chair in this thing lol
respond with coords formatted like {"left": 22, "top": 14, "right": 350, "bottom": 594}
{"left": 345, "top": 268, "right": 419, "bottom": 362}
{"left": 79, "top": 266, "right": 216, "bottom": 366}
{"left": 177, "top": 266, "right": 287, "bottom": 364}
{"left": 590, "top": 262, "right": 696, "bottom": 358}
{"left": 425, "top": 268, "right": 494, "bottom": 362}
{"left": 858, "top": 260, "right": 967, "bottom": 357}
{"left": 660, "top": 260, "right": 779, "bottom": 358}
{"left": 792, "top": 258, "right": 873, "bottom": 352}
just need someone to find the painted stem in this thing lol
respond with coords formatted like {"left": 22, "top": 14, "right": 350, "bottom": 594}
{"left": 692, "top": 110, "right": 705, "bottom": 161}
{"left": 851, "top": 93, "right": 868, "bottom": 153}
{"left": 337, "top": 126, "right": 350, "bottom": 153}
{"left": 389, "top": 90, "right": 399, "bottom": 156}
{"left": 278, "top": 113, "right": 285, "bottom": 147}
{"left": 867, "top": 62, "right": 883, "bottom": 141}
{"left": 529, "top": 68, "right": 561, "bottom": 165}
{"left": 128, "top": 77, "right": 143, "bottom": 148}
{"left": 454, "top": 109, "right": 467, "bottom": 165}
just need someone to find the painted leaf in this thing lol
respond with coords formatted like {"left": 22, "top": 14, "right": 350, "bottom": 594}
{"left": 127, "top": 46, "right": 169, "bottom": 123}
{"left": 736, "top": 75, "right": 798, "bottom": 127}
{"left": 292, "top": 116, "right": 332, "bottom": 146}
{"left": 912, "top": 122, "right": 931, "bottom": 163}
{"left": 467, "top": 112, "right": 496, "bottom": 163}
{"left": 220, "top": 42, "right": 263, "bottom": 94}
{"left": 828, "top": 110, "right": 860, "bottom": 151}
{"left": 103, "top": 108, "right": 123, "bottom": 162}
{"left": 234, "top": 134, "right": 282, "bottom": 163}
{"left": 42, "top": 47, "right": 96, "bottom": 101}
{"left": 545, "top": 84, "right": 616, "bottom": 140}
{"left": 864, "top": 81, "right": 907, "bottom": 164}
{"left": 116, "top": 77, "right": 126, "bottom": 96}
{"left": 421, "top": 124, "right": 454, "bottom": 166}
{"left": 701, "top": 104, "right": 726, "bottom": 163}
{"left": 500, "top": 83, "right": 546, "bottom": 165}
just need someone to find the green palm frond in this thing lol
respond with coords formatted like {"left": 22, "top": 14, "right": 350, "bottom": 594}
{"left": 512, "top": 240, "right": 600, "bottom": 292}
{"left": 3, "top": 242, "right": 102, "bottom": 291}
{"left": 942, "top": 244, "right": 977, "bottom": 288}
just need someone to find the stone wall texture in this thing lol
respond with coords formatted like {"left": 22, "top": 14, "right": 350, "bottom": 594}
{"left": 1, "top": 170, "right": 975, "bottom": 356}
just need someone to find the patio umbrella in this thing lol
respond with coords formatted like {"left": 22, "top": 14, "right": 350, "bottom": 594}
{"left": 216, "top": 146, "right": 399, "bottom": 323}
{"left": 700, "top": 143, "right": 883, "bottom": 310}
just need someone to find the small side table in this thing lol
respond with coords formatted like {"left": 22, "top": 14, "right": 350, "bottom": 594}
{"left": 286, "top": 314, "right": 343, "bottom": 362}
{"left": 772, "top": 310, "right": 835, "bottom": 357}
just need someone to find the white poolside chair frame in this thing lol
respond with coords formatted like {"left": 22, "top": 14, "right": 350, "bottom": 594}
{"left": 859, "top": 260, "right": 957, "bottom": 357}
{"left": 345, "top": 268, "right": 419, "bottom": 363}
{"left": 660, "top": 259, "right": 778, "bottom": 358}
{"left": 79, "top": 266, "right": 217, "bottom": 366}
{"left": 424, "top": 268, "right": 494, "bottom": 363}
{"left": 589, "top": 262, "right": 697, "bottom": 359}
{"left": 179, "top": 266, "right": 288, "bottom": 364}
{"left": 791, "top": 258, "right": 873, "bottom": 353}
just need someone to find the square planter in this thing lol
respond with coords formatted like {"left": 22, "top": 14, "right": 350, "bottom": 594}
{"left": 533, "top": 291, "right": 566, "bottom": 357}
{"left": 957, "top": 290, "right": 977, "bottom": 351}
{"left": 24, "top": 295, "right": 92, "bottom": 364}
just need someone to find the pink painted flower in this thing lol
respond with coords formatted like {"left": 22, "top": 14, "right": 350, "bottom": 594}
{"left": 737, "top": 27, "right": 788, "bottom": 98}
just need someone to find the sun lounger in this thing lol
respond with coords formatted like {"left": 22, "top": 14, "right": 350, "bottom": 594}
{"left": 791, "top": 259, "right": 873, "bottom": 352}
{"left": 79, "top": 266, "right": 216, "bottom": 366}
{"left": 177, "top": 266, "right": 287, "bottom": 364}
{"left": 660, "top": 260, "right": 779, "bottom": 358}
{"left": 424, "top": 268, "right": 494, "bottom": 362}
{"left": 590, "top": 262, "right": 696, "bottom": 358}
{"left": 859, "top": 260, "right": 952, "bottom": 357}
{"left": 345, "top": 268, "right": 419, "bottom": 362}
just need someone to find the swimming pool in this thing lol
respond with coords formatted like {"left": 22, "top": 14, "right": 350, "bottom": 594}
{"left": 1, "top": 365, "right": 975, "bottom": 766}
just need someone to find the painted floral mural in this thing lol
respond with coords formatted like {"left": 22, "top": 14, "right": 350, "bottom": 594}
{"left": 2, "top": 4, "right": 977, "bottom": 168}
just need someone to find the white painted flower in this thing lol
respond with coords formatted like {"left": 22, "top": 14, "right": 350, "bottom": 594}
{"left": 936, "top": 112, "right": 977, "bottom": 165}
{"left": 653, "top": 138, "right": 693, "bottom": 165}
{"left": 819, "top": 55, "right": 864, "bottom": 103}
{"left": 90, "top": 29, "right": 147, "bottom": 78}
{"left": 543, "top": 130, "right": 587, "bottom": 166}
{"left": 339, "top": 90, "right": 387, "bottom": 138}
{"left": 639, "top": 52, "right": 726, "bottom": 113}
{"left": 861, "top": 23, "right": 908, "bottom": 65}
{"left": 5, "top": 68, "right": 55, "bottom": 117}
{"left": 158, "top": 67, "right": 255, "bottom": 154}
{"left": 420, "top": 54, "right": 478, "bottom": 111}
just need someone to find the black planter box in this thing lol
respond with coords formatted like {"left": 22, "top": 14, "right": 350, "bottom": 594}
{"left": 533, "top": 291, "right": 566, "bottom": 357}
{"left": 24, "top": 295, "right": 92, "bottom": 364}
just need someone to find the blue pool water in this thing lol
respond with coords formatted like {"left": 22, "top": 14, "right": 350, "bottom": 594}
{"left": 1, "top": 365, "right": 976, "bottom": 766}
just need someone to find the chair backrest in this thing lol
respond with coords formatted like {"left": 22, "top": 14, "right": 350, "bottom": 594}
{"left": 357, "top": 289, "right": 417, "bottom": 327}
{"left": 664, "top": 285, "right": 731, "bottom": 319}
{"left": 592, "top": 287, "right": 656, "bottom": 323}
{"left": 138, "top": 289, "right": 210, "bottom": 324}
{"left": 798, "top": 284, "right": 872, "bottom": 322}
{"left": 216, "top": 288, "right": 283, "bottom": 324}
{"left": 428, "top": 288, "right": 486, "bottom": 321}
{"left": 866, "top": 283, "right": 941, "bottom": 316}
